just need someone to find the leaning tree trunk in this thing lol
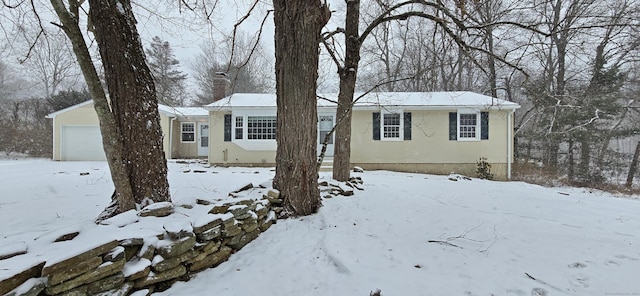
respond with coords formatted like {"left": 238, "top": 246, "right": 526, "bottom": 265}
{"left": 625, "top": 141, "right": 640, "bottom": 189}
{"left": 88, "top": 0, "right": 170, "bottom": 206}
{"left": 272, "top": 0, "right": 330, "bottom": 216}
{"left": 332, "top": 0, "right": 361, "bottom": 182}
{"left": 50, "top": 0, "right": 136, "bottom": 213}
{"left": 567, "top": 138, "right": 574, "bottom": 181}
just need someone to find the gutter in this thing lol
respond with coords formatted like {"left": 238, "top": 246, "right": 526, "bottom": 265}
{"left": 51, "top": 116, "right": 57, "bottom": 160}
{"left": 206, "top": 104, "right": 520, "bottom": 112}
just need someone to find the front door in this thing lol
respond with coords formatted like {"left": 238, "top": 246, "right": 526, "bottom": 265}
{"left": 198, "top": 123, "right": 209, "bottom": 157}
{"left": 318, "top": 114, "right": 334, "bottom": 156}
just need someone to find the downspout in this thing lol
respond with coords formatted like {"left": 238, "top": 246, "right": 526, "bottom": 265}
{"left": 51, "top": 116, "right": 57, "bottom": 160}
{"left": 169, "top": 117, "right": 175, "bottom": 159}
{"left": 507, "top": 110, "right": 514, "bottom": 180}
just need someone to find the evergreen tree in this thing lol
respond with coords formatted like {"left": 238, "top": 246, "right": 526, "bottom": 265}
{"left": 146, "top": 36, "right": 188, "bottom": 106}
{"left": 47, "top": 88, "right": 91, "bottom": 111}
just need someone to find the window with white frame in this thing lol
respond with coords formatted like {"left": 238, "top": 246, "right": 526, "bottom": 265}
{"left": 247, "top": 116, "right": 277, "bottom": 140}
{"left": 458, "top": 113, "right": 479, "bottom": 140}
{"left": 181, "top": 122, "right": 195, "bottom": 142}
{"left": 383, "top": 113, "right": 401, "bottom": 139}
{"left": 235, "top": 116, "right": 243, "bottom": 140}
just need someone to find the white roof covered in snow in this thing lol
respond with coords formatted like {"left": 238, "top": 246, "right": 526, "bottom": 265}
{"left": 205, "top": 92, "right": 520, "bottom": 110}
{"left": 46, "top": 100, "right": 208, "bottom": 119}
{"left": 158, "top": 105, "right": 208, "bottom": 117}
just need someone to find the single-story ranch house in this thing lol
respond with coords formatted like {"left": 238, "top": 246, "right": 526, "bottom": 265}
{"left": 47, "top": 91, "right": 520, "bottom": 180}
{"left": 206, "top": 92, "right": 519, "bottom": 180}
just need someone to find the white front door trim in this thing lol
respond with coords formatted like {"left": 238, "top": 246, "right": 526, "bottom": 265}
{"left": 198, "top": 122, "right": 209, "bottom": 157}
{"left": 318, "top": 113, "right": 335, "bottom": 157}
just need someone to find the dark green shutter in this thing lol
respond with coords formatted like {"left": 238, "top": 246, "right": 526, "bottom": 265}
{"left": 481, "top": 112, "right": 489, "bottom": 140}
{"left": 224, "top": 114, "right": 231, "bottom": 142}
{"left": 373, "top": 112, "right": 380, "bottom": 140}
{"left": 403, "top": 112, "right": 411, "bottom": 140}
{"left": 449, "top": 112, "right": 457, "bottom": 140}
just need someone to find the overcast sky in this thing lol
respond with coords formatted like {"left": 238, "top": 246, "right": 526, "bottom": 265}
{"left": 0, "top": 0, "right": 346, "bottom": 97}
{"left": 132, "top": 1, "right": 277, "bottom": 70}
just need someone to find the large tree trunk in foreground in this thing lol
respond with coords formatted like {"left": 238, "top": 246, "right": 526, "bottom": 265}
{"left": 272, "top": 0, "right": 330, "bottom": 216}
{"left": 332, "top": 0, "right": 361, "bottom": 182}
{"left": 88, "top": 0, "right": 170, "bottom": 206}
{"left": 50, "top": 0, "right": 136, "bottom": 213}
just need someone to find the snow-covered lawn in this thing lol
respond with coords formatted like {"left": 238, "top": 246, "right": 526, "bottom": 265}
{"left": 2, "top": 157, "right": 640, "bottom": 295}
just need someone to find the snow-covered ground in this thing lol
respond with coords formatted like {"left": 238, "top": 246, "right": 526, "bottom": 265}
{"left": 1, "top": 157, "right": 639, "bottom": 295}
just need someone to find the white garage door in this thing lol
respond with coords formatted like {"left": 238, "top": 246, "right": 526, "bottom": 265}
{"left": 60, "top": 126, "right": 107, "bottom": 161}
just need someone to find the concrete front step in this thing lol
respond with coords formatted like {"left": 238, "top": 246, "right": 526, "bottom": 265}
{"left": 319, "top": 166, "right": 333, "bottom": 172}
{"left": 318, "top": 157, "right": 333, "bottom": 172}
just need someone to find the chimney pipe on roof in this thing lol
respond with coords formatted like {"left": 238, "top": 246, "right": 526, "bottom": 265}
{"left": 212, "top": 72, "right": 231, "bottom": 102}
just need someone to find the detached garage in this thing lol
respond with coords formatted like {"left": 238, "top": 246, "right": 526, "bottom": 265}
{"left": 46, "top": 101, "right": 107, "bottom": 161}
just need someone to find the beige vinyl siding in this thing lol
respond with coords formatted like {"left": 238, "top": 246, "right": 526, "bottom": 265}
{"left": 208, "top": 108, "right": 514, "bottom": 179}
{"left": 169, "top": 118, "right": 208, "bottom": 158}
{"left": 350, "top": 109, "right": 511, "bottom": 179}
{"left": 160, "top": 114, "right": 172, "bottom": 159}
{"left": 350, "top": 109, "right": 509, "bottom": 164}
{"left": 208, "top": 111, "right": 276, "bottom": 166}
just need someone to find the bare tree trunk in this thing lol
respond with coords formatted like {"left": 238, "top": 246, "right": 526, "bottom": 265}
{"left": 567, "top": 138, "right": 574, "bottom": 181}
{"left": 50, "top": 0, "right": 135, "bottom": 212}
{"left": 545, "top": 137, "right": 560, "bottom": 175}
{"left": 544, "top": 0, "right": 571, "bottom": 175}
{"left": 625, "top": 141, "right": 640, "bottom": 189}
{"left": 272, "top": 0, "right": 330, "bottom": 216}
{"left": 486, "top": 31, "right": 497, "bottom": 98}
{"left": 479, "top": 1, "right": 498, "bottom": 97}
{"left": 595, "top": 109, "right": 628, "bottom": 168}
{"left": 88, "top": 0, "right": 170, "bottom": 205}
{"left": 333, "top": 0, "right": 360, "bottom": 182}
{"left": 579, "top": 139, "right": 591, "bottom": 180}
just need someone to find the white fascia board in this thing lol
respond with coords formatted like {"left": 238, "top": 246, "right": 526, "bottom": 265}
{"left": 231, "top": 106, "right": 277, "bottom": 115}
{"left": 353, "top": 104, "right": 520, "bottom": 111}
{"left": 204, "top": 105, "right": 232, "bottom": 112}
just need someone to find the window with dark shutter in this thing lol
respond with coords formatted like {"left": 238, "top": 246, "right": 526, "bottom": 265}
{"left": 481, "top": 112, "right": 489, "bottom": 140}
{"left": 403, "top": 112, "right": 411, "bottom": 140}
{"left": 373, "top": 112, "right": 381, "bottom": 140}
{"left": 224, "top": 114, "right": 231, "bottom": 142}
{"left": 449, "top": 112, "right": 457, "bottom": 140}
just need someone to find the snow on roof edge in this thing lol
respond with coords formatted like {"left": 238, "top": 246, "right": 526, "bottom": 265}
{"left": 46, "top": 101, "right": 208, "bottom": 119}
{"left": 158, "top": 104, "right": 208, "bottom": 117}
{"left": 205, "top": 92, "right": 521, "bottom": 110}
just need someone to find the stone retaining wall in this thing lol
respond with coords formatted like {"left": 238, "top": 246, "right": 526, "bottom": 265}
{"left": 1, "top": 189, "right": 283, "bottom": 296}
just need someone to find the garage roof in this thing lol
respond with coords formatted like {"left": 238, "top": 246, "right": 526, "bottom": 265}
{"left": 46, "top": 100, "right": 208, "bottom": 119}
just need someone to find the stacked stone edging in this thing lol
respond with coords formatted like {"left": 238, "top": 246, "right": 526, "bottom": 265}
{"left": 1, "top": 188, "right": 282, "bottom": 296}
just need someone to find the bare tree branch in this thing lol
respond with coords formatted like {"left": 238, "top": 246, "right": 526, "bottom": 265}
{"left": 228, "top": 0, "right": 260, "bottom": 72}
